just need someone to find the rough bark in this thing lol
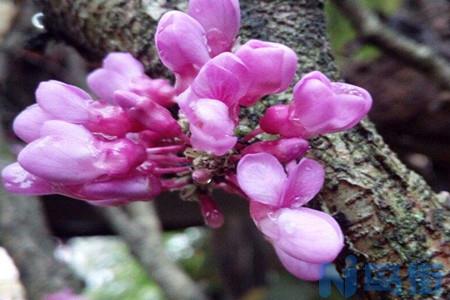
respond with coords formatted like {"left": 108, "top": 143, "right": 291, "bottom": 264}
{"left": 34, "top": 0, "right": 450, "bottom": 299}
{"left": 99, "top": 202, "right": 207, "bottom": 300}
{"left": 0, "top": 134, "right": 83, "bottom": 300}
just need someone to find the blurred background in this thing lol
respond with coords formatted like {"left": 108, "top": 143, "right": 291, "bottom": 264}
{"left": 0, "top": 0, "right": 448, "bottom": 299}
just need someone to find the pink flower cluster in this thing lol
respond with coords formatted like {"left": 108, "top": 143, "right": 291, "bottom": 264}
{"left": 1, "top": 0, "right": 373, "bottom": 281}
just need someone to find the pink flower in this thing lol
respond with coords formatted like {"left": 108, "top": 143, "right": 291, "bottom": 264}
{"left": 29, "top": 80, "right": 132, "bottom": 137}
{"left": 176, "top": 53, "right": 251, "bottom": 155}
{"left": 87, "top": 52, "right": 175, "bottom": 107}
{"left": 260, "top": 71, "right": 372, "bottom": 138}
{"left": 235, "top": 40, "right": 298, "bottom": 106}
{"left": 237, "top": 153, "right": 343, "bottom": 280}
{"left": 187, "top": 0, "right": 240, "bottom": 57}
{"left": 17, "top": 121, "right": 146, "bottom": 184}
{"left": 156, "top": 0, "right": 240, "bottom": 93}
{"left": 13, "top": 104, "right": 53, "bottom": 143}
{"left": 155, "top": 11, "right": 210, "bottom": 93}
{"left": 188, "top": 99, "right": 237, "bottom": 156}
{"left": 2, "top": 156, "right": 161, "bottom": 206}
{"left": 114, "top": 91, "right": 182, "bottom": 138}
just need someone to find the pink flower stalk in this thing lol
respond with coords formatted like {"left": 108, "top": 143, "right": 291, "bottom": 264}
{"left": 87, "top": 52, "right": 176, "bottom": 107}
{"left": 237, "top": 153, "right": 344, "bottom": 280}
{"left": 260, "top": 71, "right": 373, "bottom": 138}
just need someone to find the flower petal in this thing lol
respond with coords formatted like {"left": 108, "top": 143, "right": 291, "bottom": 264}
{"left": 155, "top": 11, "right": 210, "bottom": 93}
{"left": 188, "top": 0, "right": 240, "bottom": 56}
{"left": 273, "top": 207, "right": 344, "bottom": 263}
{"left": 281, "top": 158, "right": 325, "bottom": 207}
{"left": 236, "top": 40, "right": 297, "bottom": 106}
{"left": 189, "top": 99, "right": 237, "bottom": 155}
{"left": 2, "top": 162, "right": 54, "bottom": 195}
{"left": 87, "top": 69, "right": 128, "bottom": 104}
{"left": 102, "top": 52, "right": 144, "bottom": 78}
{"left": 275, "top": 246, "right": 325, "bottom": 281}
{"left": 237, "top": 153, "right": 287, "bottom": 206}
{"left": 36, "top": 80, "right": 91, "bottom": 123}
{"left": 18, "top": 135, "right": 102, "bottom": 184}
{"left": 191, "top": 53, "right": 249, "bottom": 107}
{"left": 68, "top": 173, "right": 161, "bottom": 203}
{"left": 13, "top": 104, "right": 53, "bottom": 143}
{"left": 291, "top": 71, "right": 372, "bottom": 136}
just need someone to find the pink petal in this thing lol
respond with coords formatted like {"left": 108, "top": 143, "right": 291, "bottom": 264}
{"left": 97, "top": 138, "right": 146, "bottom": 176}
{"left": 40, "top": 120, "right": 93, "bottom": 142}
{"left": 1, "top": 162, "right": 54, "bottom": 195}
{"left": 188, "top": 0, "right": 240, "bottom": 56}
{"left": 155, "top": 11, "right": 210, "bottom": 93}
{"left": 259, "top": 104, "right": 305, "bottom": 137}
{"left": 13, "top": 104, "right": 53, "bottom": 143}
{"left": 136, "top": 100, "right": 181, "bottom": 137}
{"left": 242, "top": 138, "right": 309, "bottom": 163}
{"left": 189, "top": 99, "right": 237, "bottom": 155}
{"left": 18, "top": 135, "right": 103, "bottom": 184}
{"left": 85, "top": 102, "right": 133, "bottom": 137}
{"left": 272, "top": 207, "right": 344, "bottom": 264}
{"left": 281, "top": 158, "right": 325, "bottom": 207}
{"left": 87, "top": 69, "right": 128, "bottom": 104}
{"left": 275, "top": 246, "right": 325, "bottom": 281}
{"left": 236, "top": 40, "right": 298, "bottom": 106}
{"left": 102, "top": 52, "right": 144, "bottom": 78}
{"left": 67, "top": 173, "right": 161, "bottom": 203}
{"left": 291, "top": 71, "right": 372, "bottom": 136}
{"left": 36, "top": 81, "right": 92, "bottom": 123}
{"left": 191, "top": 53, "right": 250, "bottom": 108}
{"left": 190, "top": 125, "right": 237, "bottom": 156}
{"left": 236, "top": 153, "right": 287, "bottom": 206}
{"left": 129, "top": 78, "right": 176, "bottom": 107}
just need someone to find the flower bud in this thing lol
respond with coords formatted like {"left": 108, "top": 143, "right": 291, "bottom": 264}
{"left": 236, "top": 40, "right": 298, "bottom": 106}
{"left": 156, "top": 11, "right": 210, "bottom": 93}
{"left": 188, "top": 0, "right": 240, "bottom": 56}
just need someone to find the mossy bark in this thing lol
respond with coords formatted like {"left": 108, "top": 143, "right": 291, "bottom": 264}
{"left": 35, "top": 0, "right": 450, "bottom": 298}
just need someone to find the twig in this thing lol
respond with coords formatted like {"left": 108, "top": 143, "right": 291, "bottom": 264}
{"left": 331, "top": 0, "right": 450, "bottom": 90}
{"left": 99, "top": 202, "right": 207, "bottom": 300}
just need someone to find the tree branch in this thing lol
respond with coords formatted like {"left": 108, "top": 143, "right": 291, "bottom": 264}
{"left": 0, "top": 134, "right": 83, "bottom": 300}
{"left": 99, "top": 202, "right": 207, "bottom": 300}
{"left": 331, "top": 0, "right": 450, "bottom": 90}
{"left": 33, "top": 0, "right": 450, "bottom": 298}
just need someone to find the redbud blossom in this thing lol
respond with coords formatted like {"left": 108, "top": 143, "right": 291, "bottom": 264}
{"left": 87, "top": 52, "right": 175, "bottom": 107}
{"left": 236, "top": 40, "right": 298, "bottom": 106}
{"left": 188, "top": 0, "right": 240, "bottom": 57}
{"left": 156, "top": 11, "right": 210, "bottom": 93}
{"left": 260, "top": 71, "right": 372, "bottom": 138}
{"left": 237, "top": 153, "right": 343, "bottom": 280}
